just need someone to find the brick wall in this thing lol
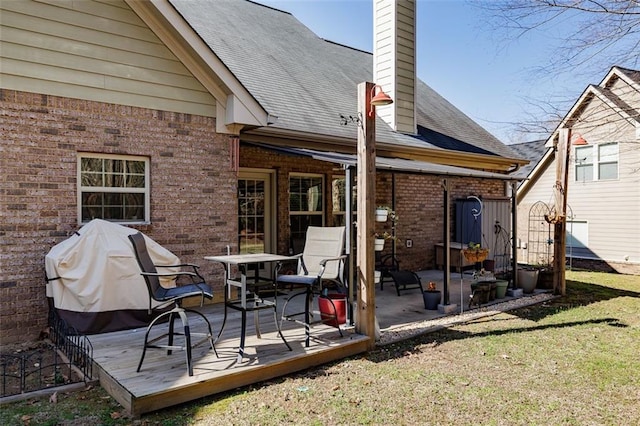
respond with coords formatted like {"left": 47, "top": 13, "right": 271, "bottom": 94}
{"left": 240, "top": 145, "right": 505, "bottom": 272}
{"left": 0, "top": 89, "right": 511, "bottom": 345}
{"left": 1, "top": 89, "right": 236, "bottom": 345}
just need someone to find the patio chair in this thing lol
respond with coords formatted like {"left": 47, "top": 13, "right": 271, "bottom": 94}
{"left": 387, "top": 270, "right": 424, "bottom": 296}
{"left": 275, "top": 226, "right": 347, "bottom": 347}
{"left": 128, "top": 232, "right": 217, "bottom": 376}
{"left": 375, "top": 253, "right": 400, "bottom": 290}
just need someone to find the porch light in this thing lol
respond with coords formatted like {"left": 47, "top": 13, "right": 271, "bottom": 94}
{"left": 573, "top": 135, "right": 588, "bottom": 146}
{"left": 368, "top": 84, "right": 393, "bottom": 117}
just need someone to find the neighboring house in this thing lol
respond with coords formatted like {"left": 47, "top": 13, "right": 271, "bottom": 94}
{"left": 1, "top": 0, "right": 526, "bottom": 344}
{"left": 516, "top": 66, "right": 640, "bottom": 274}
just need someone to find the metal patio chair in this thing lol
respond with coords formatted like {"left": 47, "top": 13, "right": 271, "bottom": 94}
{"left": 128, "top": 232, "right": 217, "bottom": 376}
{"left": 275, "top": 226, "right": 347, "bottom": 347}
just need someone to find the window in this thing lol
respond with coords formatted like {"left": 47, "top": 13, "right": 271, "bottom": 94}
{"left": 331, "top": 176, "right": 358, "bottom": 226}
{"left": 575, "top": 143, "right": 618, "bottom": 181}
{"left": 289, "top": 174, "right": 324, "bottom": 252}
{"left": 598, "top": 143, "right": 618, "bottom": 180}
{"left": 78, "top": 153, "right": 149, "bottom": 224}
{"left": 575, "top": 146, "right": 593, "bottom": 182}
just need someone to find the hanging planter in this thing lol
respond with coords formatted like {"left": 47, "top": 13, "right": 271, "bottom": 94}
{"left": 374, "top": 238, "right": 385, "bottom": 251}
{"left": 462, "top": 242, "right": 489, "bottom": 263}
{"left": 375, "top": 207, "right": 389, "bottom": 222}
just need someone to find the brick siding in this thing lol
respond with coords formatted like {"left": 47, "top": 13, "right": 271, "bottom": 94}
{"left": 1, "top": 89, "right": 236, "bottom": 344}
{"left": 240, "top": 145, "right": 505, "bottom": 272}
{"left": 1, "top": 89, "right": 508, "bottom": 346}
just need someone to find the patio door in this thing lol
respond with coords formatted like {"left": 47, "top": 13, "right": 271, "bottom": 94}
{"left": 238, "top": 170, "right": 275, "bottom": 256}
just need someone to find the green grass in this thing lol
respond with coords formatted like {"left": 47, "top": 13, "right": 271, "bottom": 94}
{"left": 1, "top": 270, "right": 638, "bottom": 425}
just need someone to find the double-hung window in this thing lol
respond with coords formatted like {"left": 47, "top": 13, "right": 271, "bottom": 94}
{"left": 597, "top": 143, "right": 618, "bottom": 180}
{"left": 575, "top": 143, "right": 618, "bottom": 182}
{"left": 78, "top": 153, "right": 150, "bottom": 224}
{"left": 289, "top": 174, "right": 324, "bottom": 252}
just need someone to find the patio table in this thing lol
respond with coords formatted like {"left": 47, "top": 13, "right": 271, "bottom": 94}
{"left": 205, "top": 253, "right": 293, "bottom": 363}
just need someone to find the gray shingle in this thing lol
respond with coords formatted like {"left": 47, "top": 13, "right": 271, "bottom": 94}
{"left": 508, "top": 140, "right": 549, "bottom": 179}
{"left": 170, "top": 0, "right": 518, "bottom": 158}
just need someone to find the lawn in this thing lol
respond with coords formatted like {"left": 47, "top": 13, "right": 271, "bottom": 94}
{"left": 2, "top": 270, "right": 639, "bottom": 425}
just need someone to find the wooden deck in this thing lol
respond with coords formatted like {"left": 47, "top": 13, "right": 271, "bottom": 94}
{"left": 89, "top": 270, "right": 487, "bottom": 416}
{"left": 90, "top": 300, "right": 370, "bottom": 416}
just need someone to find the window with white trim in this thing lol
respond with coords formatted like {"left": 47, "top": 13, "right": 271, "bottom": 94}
{"left": 289, "top": 174, "right": 324, "bottom": 252}
{"left": 575, "top": 143, "right": 618, "bottom": 181}
{"left": 78, "top": 153, "right": 150, "bottom": 224}
{"left": 598, "top": 143, "right": 618, "bottom": 180}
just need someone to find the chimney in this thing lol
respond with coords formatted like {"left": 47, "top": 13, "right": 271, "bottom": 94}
{"left": 373, "top": 0, "right": 417, "bottom": 134}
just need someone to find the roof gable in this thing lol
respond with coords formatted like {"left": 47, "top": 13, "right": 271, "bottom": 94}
{"left": 546, "top": 65, "right": 640, "bottom": 147}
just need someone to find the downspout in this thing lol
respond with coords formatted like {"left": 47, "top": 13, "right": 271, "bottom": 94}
{"left": 345, "top": 165, "right": 355, "bottom": 326}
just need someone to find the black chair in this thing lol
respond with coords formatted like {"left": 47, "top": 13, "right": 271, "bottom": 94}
{"left": 128, "top": 232, "right": 217, "bottom": 376}
{"left": 275, "top": 226, "right": 347, "bottom": 347}
{"left": 387, "top": 270, "right": 424, "bottom": 296}
{"left": 375, "top": 253, "right": 400, "bottom": 290}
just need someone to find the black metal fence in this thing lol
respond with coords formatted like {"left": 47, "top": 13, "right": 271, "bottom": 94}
{"left": 0, "top": 311, "right": 93, "bottom": 398}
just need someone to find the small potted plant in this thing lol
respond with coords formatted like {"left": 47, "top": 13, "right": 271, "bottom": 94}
{"left": 374, "top": 231, "right": 396, "bottom": 251}
{"left": 376, "top": 206, "right": 398, "bottom": 222}
{"left": 375, "top": 206, "right": 390, "bottom": 222}
{"left": 422, "top": 281, "right": 441, "bottom": 310}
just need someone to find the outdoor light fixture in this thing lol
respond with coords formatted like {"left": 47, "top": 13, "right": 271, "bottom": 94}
{"left": 573, "top": 135, "right": 588, "bottom": 145}
{"left": 368, "top": 84, "right": 393, "bottom": 117}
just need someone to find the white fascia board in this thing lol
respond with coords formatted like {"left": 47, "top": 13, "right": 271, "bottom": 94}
{"left": 127, "top": 0, "right": 269, "bottom": 133}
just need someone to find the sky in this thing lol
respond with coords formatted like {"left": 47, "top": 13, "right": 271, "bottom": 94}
{"left": 256, "top": 0, "right": 613, "bottom": 144}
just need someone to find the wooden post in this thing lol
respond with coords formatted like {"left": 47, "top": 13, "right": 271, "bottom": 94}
{"left": 356, "top": 82, "right": 376, "bottom": 347}
{"left": 553, "top": 129, "right": 571, "bottom": 296}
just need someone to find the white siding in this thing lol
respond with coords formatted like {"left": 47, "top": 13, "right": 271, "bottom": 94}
{"left": 0, "top": 0, "right": 216, "bottom": 116}
{"left": 519, "top": 89, "right": 640, "bottom": 265}
{"left": 373, "top": 0, "right": 416, "bottom": 134}
{"left": 607, "top": 75, "right": 640, "bottom": 109}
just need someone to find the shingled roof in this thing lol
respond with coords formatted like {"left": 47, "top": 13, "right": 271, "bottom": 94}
{"left": 170, "top": 0, "right": 519, "bottom": 159}
{"left": 508, "top": 140, "right": 550, "bottom": 180}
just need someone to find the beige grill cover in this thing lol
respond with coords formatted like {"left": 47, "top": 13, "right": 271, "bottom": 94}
{"left": 45, "top": 219, "right": 180, "bottom": 334}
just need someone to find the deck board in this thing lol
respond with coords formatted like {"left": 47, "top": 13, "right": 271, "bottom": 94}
{"left": 88, "top": 270, "right": 492, "bottom": 416}
{"left": 89, "top": 298, "right": 369, "bottom": 416}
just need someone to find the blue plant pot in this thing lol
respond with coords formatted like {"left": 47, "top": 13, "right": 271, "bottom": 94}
{"left": 423, "top": 291, "right": 441, "bottom": 310}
